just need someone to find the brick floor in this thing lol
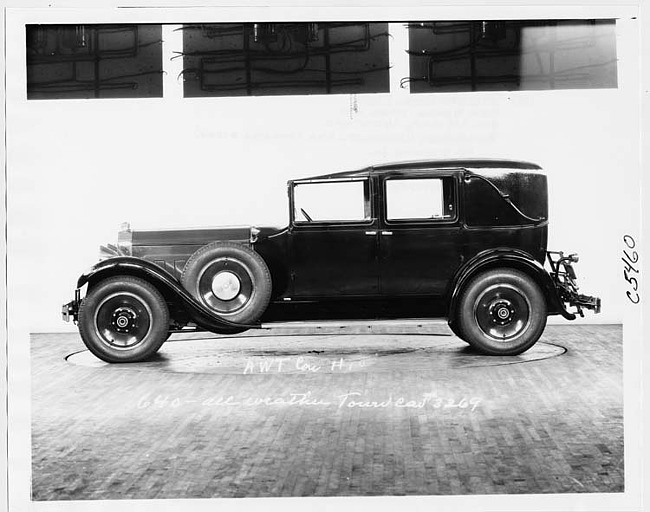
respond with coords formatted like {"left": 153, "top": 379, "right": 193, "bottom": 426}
{"left": 31, "top": 324, "right": 623, "bottom": 500}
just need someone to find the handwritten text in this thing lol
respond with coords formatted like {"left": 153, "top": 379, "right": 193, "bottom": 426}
{"left": 136, "top": 392, "right": 482, "bottom": 412}
{"left": 622, "top": 234, "right": 640, "bottom": 304}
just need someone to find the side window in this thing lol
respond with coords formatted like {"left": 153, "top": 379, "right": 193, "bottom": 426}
{"left": 385, "top": 177, "right": 455, "bottom": 221}
{"left": 293, "top": 180, "right": 371, "bottom": 223}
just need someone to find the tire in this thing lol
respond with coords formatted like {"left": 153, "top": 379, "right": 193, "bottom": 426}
{"left": 448, "top": 320, "right": 470, "bottom": 344}
{"left": 78, "top": 276, "right": 170, "bottom": 363}
{"left": 213, "top": 326, "right": 250, "bottom": 335}
{"left": 456, "top": 268, "right": 547, "bottom": 355}
{"left": 181, "top": 241, "right": 272, "bottom": 325}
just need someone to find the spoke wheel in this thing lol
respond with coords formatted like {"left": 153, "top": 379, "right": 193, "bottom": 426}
{"left": 457, "top": 269, "right": 547, "bottom": 355}
{"left": 78, "top": 276, "right": 170, "bottom": 363}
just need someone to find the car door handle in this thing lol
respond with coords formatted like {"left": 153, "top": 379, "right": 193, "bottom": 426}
{"left": 381, "top": 231, "right": 393, "bottom": 236}
{"left": 365, "top": 231, "right": 377, "bottom": 235}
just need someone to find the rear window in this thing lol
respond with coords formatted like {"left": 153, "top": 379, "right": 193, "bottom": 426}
{"left": 384, "top": 177, "right": 456, "bottom": 222}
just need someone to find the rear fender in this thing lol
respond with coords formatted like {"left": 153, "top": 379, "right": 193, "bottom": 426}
{"left": 77, "top": 256, "right": 259, "bottom": 331}
{"left": 447, "top": 249, "right": 575, "bottom": 332}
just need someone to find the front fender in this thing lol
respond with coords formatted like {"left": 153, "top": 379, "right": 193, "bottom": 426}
{"left": 77, "top": 257, "right": 259, "bottom": 331}
{"left": 447, "top": 249, "right": 576, "bottom": 329}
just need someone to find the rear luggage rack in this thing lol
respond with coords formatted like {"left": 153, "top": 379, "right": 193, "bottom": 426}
{"left": 547, "top": 251, "right": 601, "bottom": 317}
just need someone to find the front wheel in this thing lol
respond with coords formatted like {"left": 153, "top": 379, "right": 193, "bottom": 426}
{"left": 78, "top": 276, "right": 170, "bottom": 363}
{"left": 456, "top": 269, "right": 547, "bottom": 355}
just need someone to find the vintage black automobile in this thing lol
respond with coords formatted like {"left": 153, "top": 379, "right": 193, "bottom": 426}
{"left": 63, "top": 159, "right": 600, "bottom": 363}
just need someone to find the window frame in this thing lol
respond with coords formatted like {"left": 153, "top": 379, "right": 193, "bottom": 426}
{"left": 381, "top": 173, "right": 459, "bottom": 226}
{"left": 290, "top": 177, "right": 376, "bottom": 228}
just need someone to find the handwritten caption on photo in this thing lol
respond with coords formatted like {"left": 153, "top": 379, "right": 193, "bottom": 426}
{"left": 243, "top": 356, "right": 372, "bottom": 374}
{"left": 622, "top": 234, "right": 640, "bottom": 304}
{"left": 136, "top": 392, "right": 482, "bottom": 411}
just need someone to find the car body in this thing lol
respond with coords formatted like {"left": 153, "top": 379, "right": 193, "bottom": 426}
{"left": 63, "top": 159, "right": 600, "bottom": 362}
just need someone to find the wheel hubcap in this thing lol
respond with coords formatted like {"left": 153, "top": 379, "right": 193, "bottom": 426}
{"left": 112, "top": 307, "right": 138, "bottom": 332}
{"left": 474, "top": 284, "right": 531, "bottom": 342}
{"left": 197, "top": 258, "right": 254, "bottom": 315}
{"left": 211, "top": 271, "right": 241, "bottom": 301}
{"left": 490, "top": 300, "right": 515, "bottom": 325}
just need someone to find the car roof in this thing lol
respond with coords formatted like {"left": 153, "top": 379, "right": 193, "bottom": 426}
{"left": 293, "top": 159, "right": 544, "bottom": 182}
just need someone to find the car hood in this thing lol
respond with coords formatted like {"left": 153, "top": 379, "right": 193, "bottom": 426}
{"left": 121, "top": 225, "right": 254, "bottom": 247}
{"left": 112, "top": 223, "right": 286, "bottom": 250}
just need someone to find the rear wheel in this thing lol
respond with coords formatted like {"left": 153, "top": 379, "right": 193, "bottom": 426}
{"left": 181, "top": 242, "right": 271, "bottom": 325}
{"left": 78, "top": 276, "right": 170, "bottom": 363}
{"left": 457, "top": 269, "right": 547, "bottom": 355}
{"left": 448, "top": 321, "right": 470, "bottom": 344}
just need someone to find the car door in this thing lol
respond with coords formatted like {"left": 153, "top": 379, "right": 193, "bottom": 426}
{"left": 289, "top": 177, "right": 380, "bottom": 297}
{"left": 379, "top": 172, "right": 462, "bottom": 297}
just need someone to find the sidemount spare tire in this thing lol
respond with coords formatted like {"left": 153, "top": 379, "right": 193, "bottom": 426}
{"left": 78, "top": 276, "right": 170, "bottom": 363}
{"left": 181, "top": 241, "right": 272, "bottom": 325}
{"left": 456, "top": 268, "right": 547, "bottom": 356}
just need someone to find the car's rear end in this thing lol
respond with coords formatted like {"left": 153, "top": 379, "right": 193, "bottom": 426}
{"left": 464, "top": 163, "right": 599, "bottom": 315}
{"left": 463, "top": 163, "right": 548, "bottom": 264}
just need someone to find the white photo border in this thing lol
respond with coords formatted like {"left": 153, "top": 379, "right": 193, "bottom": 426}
{"left": 4, "top": 4, "right": 645, "bottom": 512}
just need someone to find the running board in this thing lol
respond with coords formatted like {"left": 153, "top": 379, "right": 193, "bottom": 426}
{"left": 259, "top": 318, "right": 450, "bottom": 330}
